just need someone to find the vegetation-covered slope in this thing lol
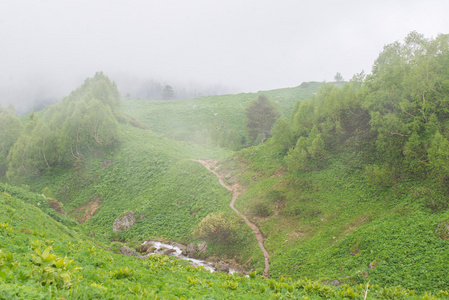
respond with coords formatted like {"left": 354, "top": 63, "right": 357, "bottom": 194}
{"left": 120, "top": 82, "right": 321, "bottom": 149}
{"left": 2, "top": 184, "right": 445, "bottom": 299}
{"left": 210, "top": 31, "right": 449, "bottom": 292}
{"left": 1, "top": 31, "right": 449, "bottom": 298}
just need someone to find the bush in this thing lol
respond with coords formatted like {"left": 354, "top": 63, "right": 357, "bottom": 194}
{"left": 194, "top": 213, "right": 239, "bottom": 244}
{"left": 252, "top": 201, "right": 272, "bottom": 218}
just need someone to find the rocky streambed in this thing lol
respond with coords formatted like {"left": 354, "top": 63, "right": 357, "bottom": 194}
{"left": 135, "top": 241, "right": 240, "bottom": 274}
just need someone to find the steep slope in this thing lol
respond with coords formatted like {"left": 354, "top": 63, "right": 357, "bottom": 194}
{"left": 1, "top": 183, "right": 441, "bottom": 299}
{"left": 195, "top": 159, "right": 270, "bottom": 277}
{"left": 9, "top": 80, "right": 319, "bottom": 271}
{"left": 213, "top": 147, "right": 449, "bottom": 292}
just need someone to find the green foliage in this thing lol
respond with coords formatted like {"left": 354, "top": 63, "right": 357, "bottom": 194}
{"left": 41, "top": 187, "right": 54, "bottom": 199}
{"left": 30, "top": 246, "right": 82, "bottom": 289}
{"left": 2, "top": 31, "right": 449, "bottom": 298}
{"left": 364, "top": 32, "right": 449, "bottom": 170}
{"left": 364, "top": 164, "right": 397, "bottom": 187}
{"left": 120, "top": 82, "right": 321, "bottom": 151}
{"left": 110, "top": 267, "right": 133, "bottom": 279}
{"left": 4, "top": 72, "right": 122, "bottom": 182}
{"left": 246, "top": 95, "right": 280, "bottom": 144}
{"left": 271, "top": 118, "right": 295, "bottom": 154}
{"left": 286, "top": 126, "right": 328, "bottom": 171}
{"left": 251, "top": 200, "right": 273, "bottom": 218}
{"left": 161, "top": 84, "right": 175, "bottom": 100}
{"left": 194, "top": 212, "right": 239, "bottom": 244}
{"left": 6, "top": 186, "right": 424, "bottom": 299}
{"left": 0, "top": 105, "right": 22, "bottom": 176}
{"left": 427, "top": 131, "right": 449, "bottom": 182}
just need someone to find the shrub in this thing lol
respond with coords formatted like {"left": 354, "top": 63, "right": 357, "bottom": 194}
{"left": 194, "top": 213, "right": 239, "bottom": 244}
{"left": 252, "top": 201, "right": 272, "bottom": 218}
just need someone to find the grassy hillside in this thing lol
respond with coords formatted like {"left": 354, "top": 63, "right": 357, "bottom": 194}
{"left": 213, "top": 144, "right": 449, "bottom": 293}
{"left": 120, "top": 82, "right": 321, "bottom": 146}
{"left": 1, "top": 184, "right": 443, "bottom": 299}
{"left": 2, "top": 32, "right": 449, "bottom": 297}
{"left": 8, "top": 81, "right": 320, "bottom": 271}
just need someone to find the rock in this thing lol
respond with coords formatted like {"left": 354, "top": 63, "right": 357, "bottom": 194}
{"left": 358, "top": 270, "right": 369, "bottom": 278}
{"left": 47, "top": 198, "right": 66, "bottom": 215}
{"left": 119, "top": 246, "right": 139, "bottom": 257}
{"left": 198, "top": 242, "right": 207, "bottom": 254}
{"left": 119, "top": 246, "right": 147, "bottom": 259}
{"left": 436, "top": 221, "right": 449, "bottom": 239}
{"left": 136, "top": 244, "right": 154, "bottom": 254}
{"left": 329, "top": 280, "right": 341, "bottom": 286}
{"left": 112, "top": 211, "right": 136, "bottom": 232}
{"left": 173, "top": 243, "right": 186, "bottom": 251}
{"left": 100, "top": 160, "right": 113, "bottom": 168}
{"left": 161, "top": 248, "right": 177, "bottom": 256}
{"left": 225, "top": 173, "right": 232, "bottom": 180}
{"left": 186, "top": 243, "right": 198, "bottom": 256}
{"left": 215, "top": 261, "right": 230, "bottom": 273}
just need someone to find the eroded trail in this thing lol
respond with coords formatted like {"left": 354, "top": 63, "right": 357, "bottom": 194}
{"left": 193, "top": 159, "right": 270, "bottom": 277}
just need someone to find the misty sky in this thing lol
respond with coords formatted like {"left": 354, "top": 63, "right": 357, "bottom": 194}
{"left": 1, "top": 0, "right": 449, "bottom": 111}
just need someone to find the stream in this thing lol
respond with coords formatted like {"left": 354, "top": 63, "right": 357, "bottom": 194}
{"left": 142, "top": 241, "right": 236, "bottom": 274}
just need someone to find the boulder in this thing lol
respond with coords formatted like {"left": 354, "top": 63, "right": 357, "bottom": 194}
{"left": 161, "top": 248, "right": 177, "bottom": 256}
{"left": 198, "top": 242, "right": 208, "bottom": 254}
{"left": 100, "top": 160, "right": 113, "bottom": 168}
{"left": 329, "top": 280, "right": 341, "bottom": 286}
{"left": 119, "top": 246, "right": 147, "bottom": 259}
{"left": 113, "top": 211, "right": 136, "bottom": 232}
{"left": 173, "top": 242, "right": 186, "bottom": 251}
{"left": 136, "top": 244, "right": 155, "bottom": 254}
{"left": 215, "top": 261, "right": 230, "bottom": 273}
{"left": 185, "top": 243, "right": 198, "bottom": 256}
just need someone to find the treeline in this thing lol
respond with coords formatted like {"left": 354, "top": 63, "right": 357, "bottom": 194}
{"left": 0, "top": 72, "right": 121, "bottom": 180}
{"left": 272, "top": 32, "right": 449, "bottom": 206}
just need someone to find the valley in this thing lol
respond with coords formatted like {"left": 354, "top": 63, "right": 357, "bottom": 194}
{"left": 1, "top": 32, "right": 449, "bottom": 298}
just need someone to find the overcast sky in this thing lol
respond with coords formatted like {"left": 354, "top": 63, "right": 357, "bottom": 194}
{"left": 1, "top": 0, "right": 448, "bottom": 110}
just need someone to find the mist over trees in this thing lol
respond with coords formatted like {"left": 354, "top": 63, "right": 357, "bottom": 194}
{"left": 4, "top": 72, "right": 121, "bottom": 181}
{"left": 161, "top": 85, "right": 175, "bottom": 100}
{"left": 273, "top": 32, "right": 449, "bottom": 208}
{"left": 0, "top": 105, "right": 23, "bottom": 176}
{"left": 0, "top": 76, "right": 235, "bottom": 117}
{"left": 117, "top": 77, "right": 234, "bottom": 101}
{"left": 246, "top": 95, "right": 280, "bottom": 144}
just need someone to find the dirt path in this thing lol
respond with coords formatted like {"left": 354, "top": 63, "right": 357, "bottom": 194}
{"left": 193, "top": 159, "right": 270, "bottom": 277}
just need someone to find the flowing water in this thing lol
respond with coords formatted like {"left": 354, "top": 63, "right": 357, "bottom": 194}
{"left": 142, "top": 241, "right": 235, "bottom": 274}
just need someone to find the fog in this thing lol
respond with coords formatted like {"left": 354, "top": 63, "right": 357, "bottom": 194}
{"left": 1, "top": 0, "right": 448, "bottom": 114}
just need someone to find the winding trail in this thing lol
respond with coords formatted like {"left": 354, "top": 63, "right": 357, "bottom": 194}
{"left": 193, "top": 160, "right": 270, "bottom": 278}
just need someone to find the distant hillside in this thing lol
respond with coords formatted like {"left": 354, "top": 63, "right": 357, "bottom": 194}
{"left": 120, "top": 82, "right": 321, "bottom": 148}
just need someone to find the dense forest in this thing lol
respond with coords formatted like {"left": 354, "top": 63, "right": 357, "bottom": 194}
{"left": 279, "top": 32, "right": 449, "bottom": 208}
{"left": 1, "top": 32, "right": 449, "bottom": 298}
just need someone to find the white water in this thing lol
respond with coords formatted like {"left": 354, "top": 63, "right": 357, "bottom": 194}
{"left": 142, "top": 241, "right": 235, "bottom": 274}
